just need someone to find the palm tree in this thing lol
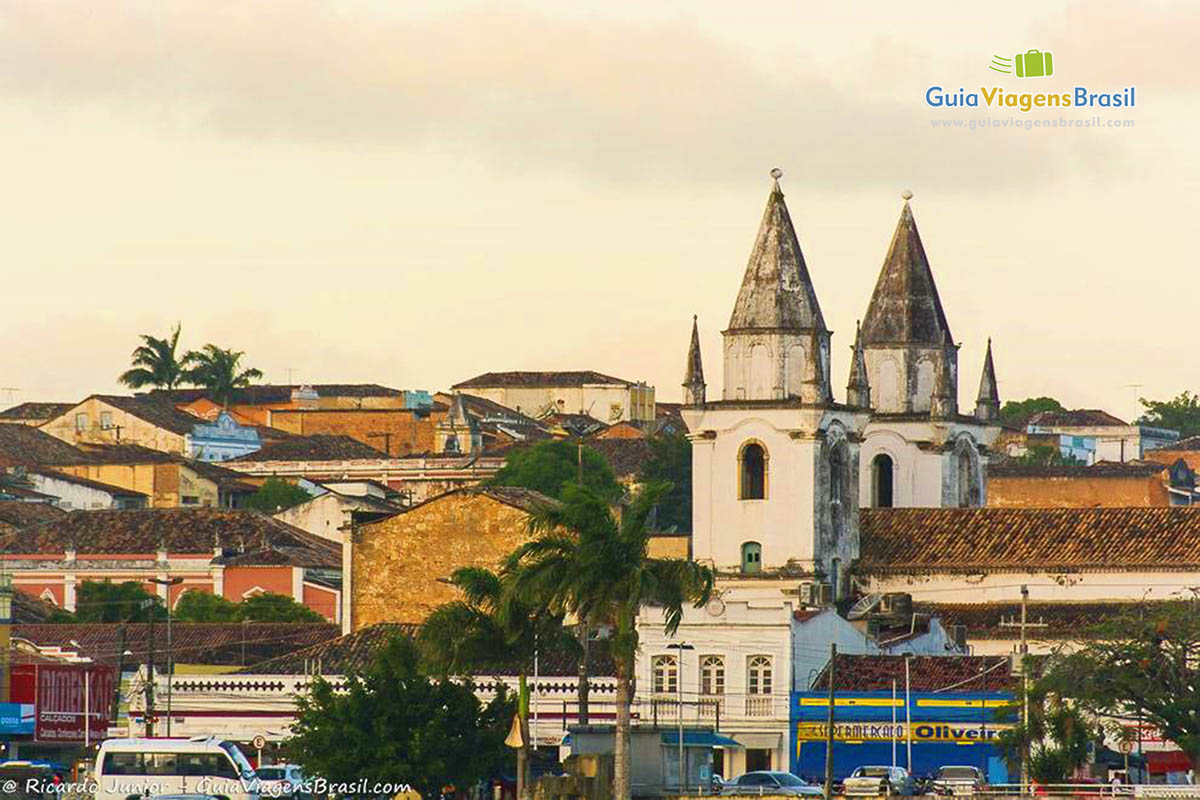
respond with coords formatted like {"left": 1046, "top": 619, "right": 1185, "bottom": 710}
{"left": 118, "top": 324, "right": 187, "bottom": 390}
{"left": 418, "top": 567, "right": 579, "bottom": 800}
{"left": 182, "top": 344, "right": 263, "bottom": 406}
{"left": 503, "top": 484, "right": 714, "bottom": 800}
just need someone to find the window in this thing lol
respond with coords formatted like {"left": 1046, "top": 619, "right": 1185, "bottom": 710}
{"left": 739, "top": 442, "right": 767, "bottom": 500}
{"left": 741, "top": 541, "right": 762, "bottom": 574}
{"left": 872, "top": 454, "right": 894, "bottom": 508}
{"left": 700, "top": 656, "right": 725, "bottom": 695}
{"left": 444, "top": 434, "right": 460, "bottom": 454}
{"left": 652, "top": 654, "right": 678, "bottom": 695}
{"left": 829, "top": 439, "right": 849, "bottom": 538}
{"left": 100, "top": 411, "right": 114, "bottom": 430}
{"left": 747, "top": 655, "right": 773, "bottom": 695}
{"left": 74, "top": 412, "right": 88, "bottom": 432}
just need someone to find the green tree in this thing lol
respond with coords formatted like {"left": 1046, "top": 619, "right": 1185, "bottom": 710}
{"left": 285, "top": 634, "right": 513, "bottom": 795}
{"left": 1015, "top": 444, "right": 1083, "bottom": 467}
{"left": 996, "top": 681, "right": 1096, "bottom": 783}
{"left": 118, "top": 323, "right": 189, "bottom": 391}
{"left": 183, "top": 344, "right": 264, "bottom": 406}
{"left": 1000, "top": 396, "right": 1064, "bottom": 428}
{"left": 1040, "top": 601, "right": 1200, "bottom": 772}
{"left": 419, "top": 567, "right": 579, "bottom": 800}
{"left": 242, "top": 478, "right": 312, "bottom": 513}
{"left": 72, "top": 580, "right": 164, "bottom": 623}
{"left": 640, "top": 433, "right": 691, "bottom": 531}
{"left": 488, "top": 439, "right": 620, "bottom": 501}
{"left": 173, "top": 590, "right": 240, "bottom": 622}
{"left": 1138, "top": 391, "right": 1200, "bottom": 438}
{"left": 503, "top": 484, "right": 713, "bottom": 800}
{"left": 238, "top": 592, "right": 325, "bottom": 622}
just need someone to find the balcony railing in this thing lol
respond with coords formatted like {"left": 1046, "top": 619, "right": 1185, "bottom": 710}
{"left": 745, "top": 694, "right": 773, "bottom": 717}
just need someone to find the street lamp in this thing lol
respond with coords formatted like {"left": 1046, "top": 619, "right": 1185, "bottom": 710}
{"left": 151, "top": 577, "right": 184, "bottom": 736}
{"left": 666, "top": 642, "right": 694, "bottom": 791}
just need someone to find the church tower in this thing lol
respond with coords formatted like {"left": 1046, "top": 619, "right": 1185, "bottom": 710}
{"left": 857, "top": 192, "right": 999, "bottom": 509}
{"left": 682, "top": 172, "right": 865, "bottom": 586}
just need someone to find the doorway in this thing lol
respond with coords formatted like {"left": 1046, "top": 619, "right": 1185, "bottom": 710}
{"left": 746, "top": 748, "right": 772, "bottom": 771}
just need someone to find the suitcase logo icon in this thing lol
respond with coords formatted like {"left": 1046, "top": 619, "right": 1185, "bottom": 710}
{"left": 989, "top": 50, "right": 1054, "bottom": 78}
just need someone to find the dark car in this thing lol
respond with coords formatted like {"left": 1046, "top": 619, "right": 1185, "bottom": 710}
{"left": 722, "top": 771, "right": 824, "bottom": 796}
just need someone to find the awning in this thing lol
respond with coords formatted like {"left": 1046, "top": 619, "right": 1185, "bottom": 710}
{"left": 1147, "top": 751, "right": 1193, "bottom": 775}
{"left": 661, "top": 731, "right": 744, "bottom": 748}
{"left": 734, "top": 732, "right": 783, "bottom": 750}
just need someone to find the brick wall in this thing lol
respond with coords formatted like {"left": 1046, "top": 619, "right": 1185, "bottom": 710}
{"left": 988, "top": 474, "right": 1170, "bottom": 508}
{"left": 351, "top": 492, "right": 531, "bottom": 627}
{"left": 268, "top": 409, "right": 443, "bottom": 456}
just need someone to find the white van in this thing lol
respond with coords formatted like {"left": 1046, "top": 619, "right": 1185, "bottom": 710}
{"left": 94, "top": 736, "right": 261, "bottom": 800}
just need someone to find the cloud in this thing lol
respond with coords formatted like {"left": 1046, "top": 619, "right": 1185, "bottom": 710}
{"left": 0, "top": 1, "right": 1128, "bottom": 189}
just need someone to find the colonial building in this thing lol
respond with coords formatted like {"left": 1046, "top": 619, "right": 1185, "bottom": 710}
{"left": 987, "top": 460, "right": 1197, "bottom": 508}
{"left": 1019, "top": 409, "right": 1179, "bottom": 464}
{"left": 452, "top": 370, "right": 656, "bottom": 424}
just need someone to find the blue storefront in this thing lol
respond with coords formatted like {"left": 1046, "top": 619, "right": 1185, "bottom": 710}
{"left": 791, "top": 691, "right": 1015, "bottom": 784}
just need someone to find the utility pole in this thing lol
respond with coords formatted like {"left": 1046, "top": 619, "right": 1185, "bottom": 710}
{"left": 151, "top": 577, "right": 183, "bottom": 736}
{"left": 577, "top": 625, "right": 589, "bottom": 725}
{"left": 1020, "top": 585, "right": 1030, "bottom": 791}
{"left": 145, "top": 601, "right": 156, "bottom": 737}
{"left": 824, "top": 643, "right": 836, "bottom": 800}
{"left": 112, "top": 625, "right": 126, "bottom": 722}
{"left": 905, "top": 655, "right": 913, "bottom": 772}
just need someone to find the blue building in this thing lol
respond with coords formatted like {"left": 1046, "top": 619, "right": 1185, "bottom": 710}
{"left": 188, "top": 411, "right": 261, "bottom": 462}
{"left": 791, "top": 682, "right": 1015, "bottom": 784}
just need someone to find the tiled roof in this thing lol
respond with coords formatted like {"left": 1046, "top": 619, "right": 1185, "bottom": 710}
{"left": 586, "top": 437, "right": 656, "bottom": 479}
{"left": 238, "top": 622, "right": 615, "bottom": 677}
{"left": 2, "top": 507, "right": 340, "bottom": 566}
{"left": 378, "top": 485, "right": 556, "bottom": 523}
{"left": 230, "top": 434, "right": 386, "bottom": 462}
{"left": 0, "top": 426, "right": 94, "bottom": 466}
{"left": 12, "top": 588, "right": 62, "bottom": 623}
{"left": 812, "top": 654, "right": 1016, "bottom": 692}
{"left": 0, "top": 500, "right": 68, "bottom": 530}
{"left": 75, "top": 443, "right": 178, "bottom": 464}
{"left": 87, "top": 395, "right": 205, "bottom": 435}
{"left": 28, "top": 468, "right": 148, "bottom": 497}
{"left": 0, "top": 402, "right": 75, "bottom": 421}
{"left": 860, "top": 507, "right": 1200, "bottom": 572}
{"left": 186, "top": 460, "right": 258, "bottom": 492}
{"left": 915, "top": 601, "right": 1149, "bottom": 640}
{"left": 453, "top": 371, "right": 634, "bottom": 389}
{"left": 989, "top": 461, "right": 1166, "bottom": 478}
{"left": 1027, "top": 409, "right": 1128, "bottom": 428}
{"left": 1150, "top": 435, "right": 1200, "bottom": 452}
{"left": 148, "top": 384, "right": 404, "bottom": 405}
{"left": 14, "top": 622, "right": 339, "bottom": 668}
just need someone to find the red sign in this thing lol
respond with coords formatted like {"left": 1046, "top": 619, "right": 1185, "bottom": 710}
{"left": 31, "top": 665, "right": 116, "bottom": 743}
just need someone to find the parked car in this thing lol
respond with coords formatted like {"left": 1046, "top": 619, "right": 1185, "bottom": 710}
{"left": 931, "top": 766, "right": 986, "bottom": 796}
{"left": 253, "top": 764, "right": 309, "bottom": 799}
{"left": 843, "top": 766, "right": 916, "bottom": 797}
{"left": 722, "top": 771, "right": 824, "bottom": 796}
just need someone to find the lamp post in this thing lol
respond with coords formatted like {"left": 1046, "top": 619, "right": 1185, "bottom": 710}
{"left": 151, "top": 577, "right": 184, "bottom": 736}
{"left": 666, "top": 642, "right": 694, "bottom": 791}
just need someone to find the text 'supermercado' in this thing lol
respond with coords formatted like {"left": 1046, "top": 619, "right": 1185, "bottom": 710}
{"left": 791, "top": 691, "right": 1016, "bottom": 783}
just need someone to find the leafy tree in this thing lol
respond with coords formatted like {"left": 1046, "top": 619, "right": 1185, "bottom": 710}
{"left": 419, "top": 567, "right": 579, "bottom": 800}
{"left": 173, "top": 590, "right": 240, "bottom": 622}
{"left": 242, "top": 478, "right": 312, "bottom": 513}
{"left": 488, "top": 439, "right": 620, "bottom": 502}
{"left": 1000, "top": 396, "right": 1064, "bottom": 428}
{"left": 1041, "top": 601, "right": 1200, "bottom": 772}
{"left": 183, "top": 344, "right": 263, "bottom": 406}
{"left": 118, "top": 323, "right": 188, "bottom": 391}
{"left": 238, "top": 592, "right": 326, "bottom": 622}
{"left": 1138, "top": 391, "right": 1200, "bottom": 438}
{"left": 1015, "top": 444, "right": 1084, "bottom": 467}
{"left": 285, "top": 634, "right": 513, "bottom": 795}
{"left": 640, "top": 433, "right": 691, "bottom": 531}
{"left": 503, "top": 484, "right": 713, "bottom": 800}
{"left": 996, "top": 681, "right": 1096, "bottom": 783}
{"left": 73, "top": 580, "right": 164, "bottom": 623}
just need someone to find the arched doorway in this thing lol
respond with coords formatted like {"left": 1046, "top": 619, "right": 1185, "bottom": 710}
{"left": 872, "top": 453, "right": 895, "bottom": 507}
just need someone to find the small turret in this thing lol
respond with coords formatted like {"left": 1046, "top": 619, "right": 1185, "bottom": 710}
{"left": 847, "top": 321, "right": 871, "bottom": 409}
{"left": 974, "top": 338, "right": 1000, "bottom": 422}
{"left": 683, "top": 315, "right": 706, "bottom": 406}
{"left": 931, "top": 329, "right": 958, "bottom": 420}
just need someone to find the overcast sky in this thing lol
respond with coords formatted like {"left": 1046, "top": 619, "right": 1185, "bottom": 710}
{"left": 1, "top": 0, "right": 1196, "bottom": 421}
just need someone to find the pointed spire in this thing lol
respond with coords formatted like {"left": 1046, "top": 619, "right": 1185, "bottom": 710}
{"left": 683, "top": 315, "right": 707, "bottom": 406}
{"left": 726, "top": 170, "right": 827, "bottom": 333}
{"left": 931, "top": 328, "right": 958, "bottom": 420}
{"left": 847, "top": 320, "right": 871, "bottom": 409}
{"left": 860, "top": 191, "right": 953, "bottom": 346}
{"left": 975, "top": 338, "right": 1000, "bottom": 422}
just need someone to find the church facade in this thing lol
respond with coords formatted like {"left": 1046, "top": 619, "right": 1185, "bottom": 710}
{"left": 680, "top": 175, "right": 1001, "bottom": 585}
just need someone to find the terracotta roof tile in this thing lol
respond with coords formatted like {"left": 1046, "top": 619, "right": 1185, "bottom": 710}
{"left": 861, "top": 507, "right": 1200, "bottom": 572}
{"left": 1027, "top": 409, "right": 1129, "bottom": 428}
{"left": 813, "top": 654, "right": 1015, "bottom": 692}
{"left": 586, "top": 437, "right": 656, "bottom": 479}
{"left": 453, "top": 371, "right": 635, "bottom": 389}
{"left": 0, "top": 426, "right": 94, "bottom": 467}
{"left": 0, "top": 500, "right": 68, "bottom": 530}
{"left": 0, "top": 402, "right": 76, "bottom": 421}
{"left": 230, "top": 434, "right": 386, "bottom": 462}
{"left": 87, "top": 395, "right": 205, "bottom": 435}
{"left": 147, "top": 384, "right": 404, "bottom": 405}
{"left": 989, "top": 461, "right": 1166, "bottom": 478}
{"left": 915, "top": 601, "right": 1150, "bottom": 640}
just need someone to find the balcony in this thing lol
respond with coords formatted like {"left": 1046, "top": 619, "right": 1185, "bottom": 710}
{"left": 745, "top": 695, "right": 773, "bottom": 717}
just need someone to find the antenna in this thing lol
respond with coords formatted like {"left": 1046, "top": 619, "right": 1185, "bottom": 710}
{"left": 0, "top": 387, "right": 20, "bottom": 408}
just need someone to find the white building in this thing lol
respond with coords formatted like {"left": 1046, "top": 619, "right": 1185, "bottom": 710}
{"left": 451, "top": 370, "right": 656, "bottom": 424}
{"left": 25, "top": 468, "right": 147, "bottom": 510}
{"left": 1023, "top": 409, "right": 1179, "bottom": 464}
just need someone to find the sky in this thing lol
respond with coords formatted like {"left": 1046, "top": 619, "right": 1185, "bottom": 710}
{"left": 0, "top": 0, "right": 1196, "bottom": 421}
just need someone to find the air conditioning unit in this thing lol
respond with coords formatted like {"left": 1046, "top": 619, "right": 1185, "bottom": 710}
{"left": 950, "top": 624, "right": 968, "bottom": 651}
{"left": 798, "top": 581, "right": 818, "bottom": 607}
{"left": 817, "top": 582, "right": 833, "bottom": 605}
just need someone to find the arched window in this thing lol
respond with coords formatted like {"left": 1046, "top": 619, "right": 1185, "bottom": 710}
{"left": 652, "top": 655, "right": 678, "bottom": 695}
{"left": 700, "top": 656, "right": 725, "bottom": 696}
{"left": 828, "top": 439, "right": 849, "bottom": 538}
{"left": 956, "top": 444, "right": 980, "bottom": 507}
{"left": 739, "top": 442, "right": 767, "bottom": 500}
{"left": 872, "top": 454, "right": 895, "bottom": 508}
{"left": 747, "top": 656, "right": 773, "bottom": 695}
{"left": 915, "top": 358, "right": 935, "bottom": 412}
{"left": 741, "top": 541, "right": 762, "bottom": 574}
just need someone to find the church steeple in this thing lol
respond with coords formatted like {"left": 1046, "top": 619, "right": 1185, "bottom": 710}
{"left": 974, "top": 338, "right": 1000, "bottom": 422}
{"left": 930, "top": 329, "right": 958, "bottom": 419}
{"left": 722, "top": 170, "right": 832, "bottom": 403}
{"left": 847, "top": 321, "right": 871, "bottom": 409}
{"left": 683, "top": 315, "right": 706, "bottom": 406}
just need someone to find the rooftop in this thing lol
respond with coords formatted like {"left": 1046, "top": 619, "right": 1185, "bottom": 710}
{"left": 85, "top": 394, "right": 207, "bottom": 435}
{"left": 813, "top": 654, "right": 1015, "bottom": 692}
{"left": 860, "top": 507, "right": 1200, "bottom": 572}
{"left": 989, "top": 461, "right": 1167, "bottom": 479}
{"left": 0, "top": 402, "right": 75, "bottom": 421}
{"left": 1027, "top": 408, "right": 1129, "bottom": 429}
{"left": 0, "top": 426, "right": 94, "bottom": 467}
{"left": 0, "top": 500, "right": 68, "bottom": 531}
{"left": 27, "top": 468, "right": 149, "bottom": 497}
{"left": 230, "top": 434, "right": 387, "bottom": 462}
{"left": 915, "top": 601, "right": 1152, "bottom": 640}
{"left": 148, "top": 384, "right": 404, "bottom": 406}
{"left": 453, "top": 370, "right": 636, "bottom": 389}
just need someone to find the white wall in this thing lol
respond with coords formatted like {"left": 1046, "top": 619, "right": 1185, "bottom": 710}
{"left": 28, "top": 473, "right": 118, "bottom": 510}
{"left": 862, "top": 569, "right": 1200, "bottom": 604}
